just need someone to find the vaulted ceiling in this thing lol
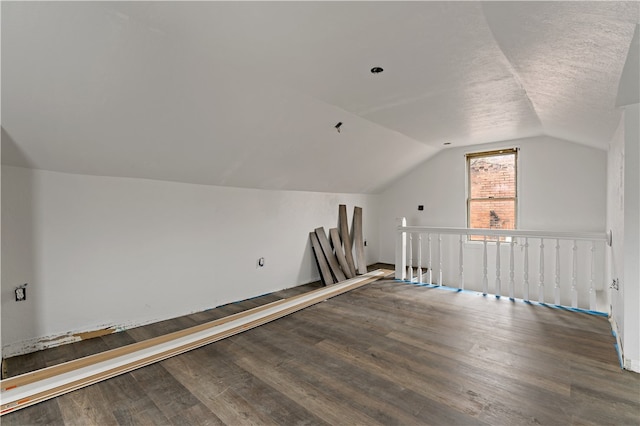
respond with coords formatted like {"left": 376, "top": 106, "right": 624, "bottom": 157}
{"left": 2, "top": 2, "right": 638, "bottom": 193}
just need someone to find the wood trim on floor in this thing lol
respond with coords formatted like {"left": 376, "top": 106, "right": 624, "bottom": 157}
{"left": 0, "top": 270, "right": 393, "bottom": 416}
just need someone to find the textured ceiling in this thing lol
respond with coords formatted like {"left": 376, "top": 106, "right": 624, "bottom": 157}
{"left": 2, "top": 1, "right": 638, "bottom": 193}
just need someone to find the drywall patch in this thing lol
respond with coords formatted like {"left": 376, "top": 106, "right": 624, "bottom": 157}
{"left": 2, "top": 320, "right": 165, "bottom": 358}
{"left": 2, "top": 334, "right": 78, "bottom": 359}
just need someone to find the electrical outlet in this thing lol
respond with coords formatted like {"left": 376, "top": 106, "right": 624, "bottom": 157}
{"left": 15, "top": 284, "right": 27, "bottom": 301}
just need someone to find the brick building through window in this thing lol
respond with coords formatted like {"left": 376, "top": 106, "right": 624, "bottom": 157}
{"left": 467, "top": 149, "right": 517, "bottom": 240}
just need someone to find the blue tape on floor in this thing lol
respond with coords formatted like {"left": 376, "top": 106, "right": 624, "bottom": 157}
{"left": 397, "top": 279, "right": 608, "bottom": 317}
{"left": 547, "top": 305, "right": 608, "bottom": 317}
{"left": 611, "top": 329, "right": 624, "bottom": 369}
{"left": 614, "top": 343, "right": 624, "bottom": 369}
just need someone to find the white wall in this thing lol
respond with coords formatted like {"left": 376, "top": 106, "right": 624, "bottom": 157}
{"left": 608, "top": 104, "right": 640, "bottom": 373}
{"left": 624, "top": 104, "right": 640, "bottom": 372}
{"left": 0, "top": 135, "right": 2, "bottom": 363}
{"left": 622, "top": 104, "right": 640, "bottom": 372}
{"left": 1, "top": 167, "right": 379, "bottom": 357}
{"left": 377, "top": 136, "right": 608, "bottom": 263}
{"left": 607, "top": 111, "right": 626, "bottom": 347}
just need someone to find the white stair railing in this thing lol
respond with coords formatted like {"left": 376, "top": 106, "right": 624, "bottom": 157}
{"left": 396, "top": 221, "right": 610, "bottom": 311}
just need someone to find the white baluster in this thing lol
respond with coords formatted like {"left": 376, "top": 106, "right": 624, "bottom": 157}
{"left": 482, "top": 236, "right": 488, "bottom": 295}
{"left": 438, "top": 234, "right": 443, "bottom": 286}
{"left": 459, "top": 234, "right": 464, "bottom": 290}
{"left": 427, "top": 234, "right": 433, "bottom": 285}
{"left": 417, "top": 234, "right": 423, "bottom": 284}
{"left": 571, "top": 240, "right": 578, "bottom": 308}
{"left": 589, "top": 241, "right": 596, "bottom": 310}
{"left": 509, "top": 240, "right": 515, "bottom": 300}
{"left": 395, "top": 217, "right": 407, "bottom": 280}
{"left": 539, "top": 238, "right": 545, "bottom": 303}
{"left": 408, "top": 233, "right": 413, "bottom": 282}
{"left": 554, "top": 239, "right": 561, "bottom": 305}
{"left": 496, "top": 239, "right": 502, "bottom": 297}
{"left": 523, "top": 238, "right": 530, "bottom": 301}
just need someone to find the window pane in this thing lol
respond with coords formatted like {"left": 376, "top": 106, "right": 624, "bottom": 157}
{"left": 469, "top": 199, "right": 516, "bottom": 230}
{"left": 469, "top": 154, "right": 516, "bottom": 199}
{"left": 469, "top": 199, "right": 516, "bottom": 241}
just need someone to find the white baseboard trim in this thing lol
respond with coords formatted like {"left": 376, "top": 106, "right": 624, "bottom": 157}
{"left": 624, "top": 357, "right": 640, "bottom": 373}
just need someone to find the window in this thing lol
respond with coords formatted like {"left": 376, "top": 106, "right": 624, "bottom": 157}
{"left": 467, "top": 149, "right": 517, "bottom": 240}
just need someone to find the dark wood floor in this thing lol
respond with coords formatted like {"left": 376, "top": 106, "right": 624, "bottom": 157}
{"left": 3, "top": 266, "right": 639, "bottom": 425}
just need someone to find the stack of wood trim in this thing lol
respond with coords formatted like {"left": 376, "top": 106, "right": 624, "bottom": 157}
{"left": 0, "top": 270, "right": 393, "bottom": 416}
{"left": 310, "top": 205, "right": 366, "bottom": 285}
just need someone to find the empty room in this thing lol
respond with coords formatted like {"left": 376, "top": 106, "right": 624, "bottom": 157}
{"left": 1, "top": 1, "right": 639, "bottom": 424}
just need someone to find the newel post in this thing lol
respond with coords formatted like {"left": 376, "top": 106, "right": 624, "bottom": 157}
{"left": 395, "top": 217, "right": 407, "bottom": 280}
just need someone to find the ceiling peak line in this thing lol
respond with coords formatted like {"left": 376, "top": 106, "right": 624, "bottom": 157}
{"left": 479, "top": 3, "right": 543, "bottom": 131}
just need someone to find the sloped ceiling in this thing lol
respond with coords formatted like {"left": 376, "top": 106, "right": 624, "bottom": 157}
{"left": 2, "top": 1, "right": 638, "bottom": 193}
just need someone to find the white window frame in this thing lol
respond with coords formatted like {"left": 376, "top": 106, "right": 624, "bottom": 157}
{"left": 465, "top": 148, "right": 519, "bottom": 242}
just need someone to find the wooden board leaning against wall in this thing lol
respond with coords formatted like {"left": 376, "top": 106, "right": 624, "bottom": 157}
{"left": 310, "top": 205, "right": 366, "bottom": 285}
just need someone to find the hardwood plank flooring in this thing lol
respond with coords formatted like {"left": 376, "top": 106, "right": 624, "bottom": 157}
{"left": 3, "top": 265, "right": 639, "bottom": 425}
